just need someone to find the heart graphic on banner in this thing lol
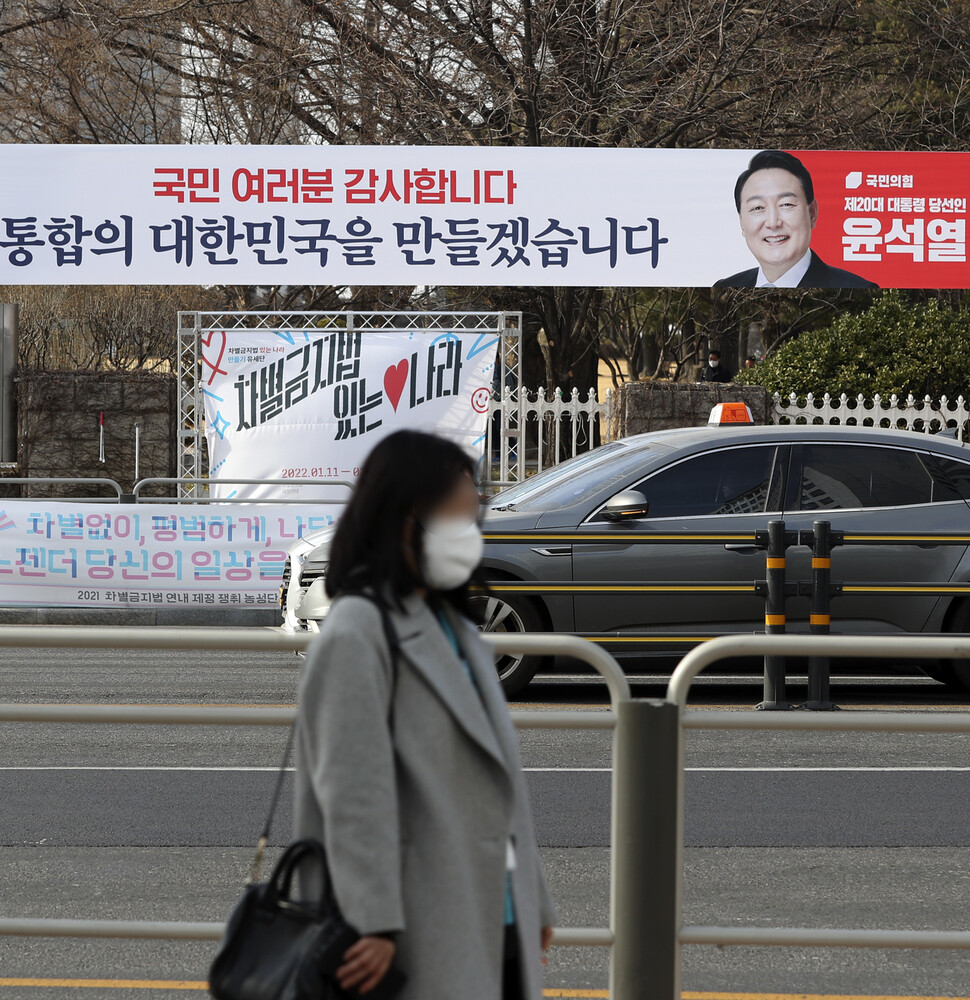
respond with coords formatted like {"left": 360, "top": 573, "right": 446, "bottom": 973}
{"left": 384, "top": 360, "right": 409, "bottom": 411}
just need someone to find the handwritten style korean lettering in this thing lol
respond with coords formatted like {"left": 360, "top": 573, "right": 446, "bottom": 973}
{"left": 235, "top": 331, "right": 363, "bottom": 430}
{"left": 409, "top": 339, "right": 464, "bottom": 407}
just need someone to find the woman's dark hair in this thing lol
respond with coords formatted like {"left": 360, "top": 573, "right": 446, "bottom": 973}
{"left": 326, "top": 430, "right": 482, "bottom": 614}
{"left": 733, "top": 149, "right": 815, "bottom": 212}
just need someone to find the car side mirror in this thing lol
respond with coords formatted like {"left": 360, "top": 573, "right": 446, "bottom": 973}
{"left": 602, "top": 490, "right": 649, "bottom": 522}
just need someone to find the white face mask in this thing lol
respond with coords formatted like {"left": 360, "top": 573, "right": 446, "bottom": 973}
{"left": 421, "top": 517, "right": 484, "bottom": 590}
{"left": 709, "top": 358, "right": 719, "bottom": 368}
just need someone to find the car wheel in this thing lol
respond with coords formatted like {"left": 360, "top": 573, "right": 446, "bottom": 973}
{"left": 937, "top": 599, "right": 970, "bottom": 690}
{"left": 471, "top": 593, "right": 548, "bottom": 696}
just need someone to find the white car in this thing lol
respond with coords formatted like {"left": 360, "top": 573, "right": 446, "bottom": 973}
{"left": 280, "top": 525, "right": 336, "bottom": 633}
{"left": 280, "top": 519, "right": 533, "bottom": 688}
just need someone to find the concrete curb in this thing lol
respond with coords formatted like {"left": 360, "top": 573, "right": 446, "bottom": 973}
{"left": 0, "top": 608, "right": 282, "bottom": 627}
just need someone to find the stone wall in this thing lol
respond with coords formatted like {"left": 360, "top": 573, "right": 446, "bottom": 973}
{"left": 9, "top": 370, "right": 177, "bottom": 497}
{"left": 611, "top": 381, "right": 771, "bottom": 438}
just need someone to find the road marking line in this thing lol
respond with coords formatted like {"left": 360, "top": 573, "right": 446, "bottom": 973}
{"left": 5, "top": 704, "right": 299, "bottom": 709}
{"left": 535, "top": 674, "right": 933, "bottom": 682}
{"left": 509, "top": 704, "right": 611, "bottom": 710}
{"left": 524, "top": 767, "right": 970, "bottom": 773}
{"left": 2, "top": 766, "right": 969, "bottom": 774}
{"left": 685, "top": 766, "right": 970, "bottom": 772}
{"left": 0, "top": 982, "right": 607, "bottom": 995}
{"left": 0, "top": 986, "right": 964, "bottom": 1000}
{"left": 524, "top": 767, "right": 611, "bottom": 772}
{"left": 0, "top": 767, "right": 291, "bottom": 772}
{"left": 543, "top": 992, "right": 609, "bottom": 998}
{"left": 0, "top": 980, "right": 206, "bottom": 990}
{"left": 681, "top": 994, "right": 970, "bottom": 1000}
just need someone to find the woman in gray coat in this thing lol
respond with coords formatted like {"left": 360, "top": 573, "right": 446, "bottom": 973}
{"left": 294, "top": 429, "right": 556, "bottom": 1000}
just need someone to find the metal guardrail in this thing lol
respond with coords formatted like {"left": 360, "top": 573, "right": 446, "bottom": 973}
{"left": 0, "top": 918, "right": 226, "bottom": 941}
{"left": 0, "top": 917, "right": 612, "bottom": 946}
{"left": 0, "top": 625, "right": 630, "bottom": 708}
{"left": 132, "top": 478, "right": 355, "bottom": 504}
{"left": 610, "top": 632, "right": 970, "bottom": 1000}
{"left": 0, "top": 477, "right": 124, "bottom": 500}
{"left": 1, "top": 477, "right": 354, "bottom": 505}
{"left": 0, "top": 627, "right": 630, "bottom": 980}
{"left": 3, "top": 627, "right": 970, "bottom": 998}
{"left": 678, "top": 926, "right": 970, "bottom": 949}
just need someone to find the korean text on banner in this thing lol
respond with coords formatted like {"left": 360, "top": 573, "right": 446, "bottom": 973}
{"left": 3, "top": 144, "right": 966, "bottom": 288}
{"left": 0, "top": 502, "right": 333, "bottom": 609}
{"left": 201, "top": 328, "right": 498, "bottom": 499}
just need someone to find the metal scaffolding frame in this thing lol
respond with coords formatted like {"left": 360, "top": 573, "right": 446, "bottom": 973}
{"left": 177, "top": 310, "right": 523, "bottom": 498}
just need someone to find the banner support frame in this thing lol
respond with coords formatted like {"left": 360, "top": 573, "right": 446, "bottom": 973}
{"left": 176, "top": 310, "right": 522, "bottom": 499}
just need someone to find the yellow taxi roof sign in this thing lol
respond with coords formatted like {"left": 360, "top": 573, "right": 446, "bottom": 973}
{"left": 708, "top": 402, "right": 754, "bottom": 426}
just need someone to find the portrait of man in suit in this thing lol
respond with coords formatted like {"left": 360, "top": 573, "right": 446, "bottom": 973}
{"left": 714, "top": 150, "right": 878, "bottom": 289}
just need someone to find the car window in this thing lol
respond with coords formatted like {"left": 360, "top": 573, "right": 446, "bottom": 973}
{"left": 488, "top": 442, "right": 633, "bottom": 508}
{"left": 492, "top": 444, "right": 656, "bottom": 512}
{"left": 798, "top": 445, "right": 958, "bottom": 510}
{"left": 930, "top": 456, "right": 970, "bottom": 501}
{"left": 620, "top": 446, "right": 780, "bottom": 519}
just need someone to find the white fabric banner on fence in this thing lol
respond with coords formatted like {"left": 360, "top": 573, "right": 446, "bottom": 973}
{"left": 5, "top": 144, "right": 966, "bottom": 287}
{"left": 201, "top": 328, "right": 497, "bottom": 499}
{"left": 0, "top": 502, "right": 331, "bottom": 609}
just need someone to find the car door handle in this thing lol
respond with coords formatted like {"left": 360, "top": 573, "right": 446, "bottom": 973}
{"left": 531, "top": 546, "right": 571, "bottom": 557}
{"left": 723, "top": 544, "right": 760, "bottom": 554}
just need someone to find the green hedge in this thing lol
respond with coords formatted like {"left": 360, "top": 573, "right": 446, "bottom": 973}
{"left": 735, "top": 292, "right": 970, "bottom": 400}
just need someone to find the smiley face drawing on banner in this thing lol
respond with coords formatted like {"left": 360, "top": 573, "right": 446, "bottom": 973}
{"left": 470, "top": 386, "right": 492, "bottom": 414}
{"left": 201, "top": 328, "right": 499, "bottom": 500}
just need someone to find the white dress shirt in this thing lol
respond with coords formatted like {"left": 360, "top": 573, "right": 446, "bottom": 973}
{"left": 756, "top": 248, "right": 812, "bottom": 288}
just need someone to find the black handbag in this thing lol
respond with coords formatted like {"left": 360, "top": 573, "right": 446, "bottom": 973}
{"left": 209, "top": 593, "right": 407, "bottom": 1000}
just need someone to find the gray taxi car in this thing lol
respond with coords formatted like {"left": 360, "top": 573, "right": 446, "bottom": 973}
{"left": 284, "top": 424, "right": 970, "bottom": 694}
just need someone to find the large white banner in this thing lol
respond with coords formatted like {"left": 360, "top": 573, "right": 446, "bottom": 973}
{"left": 0, "top": 502, "right": 332, "bottom": 609}
{"left": 201, "top": 328, "right": 497, "bottom": 500}
{"left": 0, "top": 143, "right": 684, "bottom": 286}
{"left": 5, "top": 144, "right": 967, "bottom": 286}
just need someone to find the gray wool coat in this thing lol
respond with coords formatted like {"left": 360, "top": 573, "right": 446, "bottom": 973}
{"left": 293, "top": 591, "right": 556, "bottom": 1000}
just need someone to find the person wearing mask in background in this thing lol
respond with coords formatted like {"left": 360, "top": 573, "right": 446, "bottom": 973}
{"left": 294, "top": 429, "right": 556, "bottom": 1000}
{"left": 698, "top": 349, "right": 732, "bottom": 383}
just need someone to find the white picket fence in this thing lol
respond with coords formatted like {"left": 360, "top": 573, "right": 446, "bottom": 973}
{"left": 482, "top": 386, "right": 970, "bottom": 491}
{"left": 772, "top": 391, "right": 970, "bottom": 437}
{"left": 484, "top": 387, "right": 614, "bottom": 488}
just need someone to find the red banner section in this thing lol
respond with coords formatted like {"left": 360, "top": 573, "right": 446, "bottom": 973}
{"left": 795, "top": 150, "right": 969, "bottom": 289}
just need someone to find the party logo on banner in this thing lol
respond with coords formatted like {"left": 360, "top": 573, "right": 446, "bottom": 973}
{"left": 796, "top": 151, "right": 967, "bottom": 289}
{"left": 201, "top": 328, "right": 498, "bottom": 499}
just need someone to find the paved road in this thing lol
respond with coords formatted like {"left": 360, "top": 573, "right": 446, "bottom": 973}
{"left": 2, "top": 642, "right": 970, "bottom": 998}
{"left": 7, "top": 769, "right": 970, "bottom": 849}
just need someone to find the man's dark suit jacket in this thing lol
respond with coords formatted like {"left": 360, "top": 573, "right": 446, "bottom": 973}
{"left": 713, "top": 251, "right": 878, "bottom": 289}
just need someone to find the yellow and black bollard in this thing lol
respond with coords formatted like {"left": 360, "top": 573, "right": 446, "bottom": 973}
{"left": 805, "top": 520, "right": 842, "bottom": 711}
{"left": 757, "top": 520, "right": 795, "bottom": 710}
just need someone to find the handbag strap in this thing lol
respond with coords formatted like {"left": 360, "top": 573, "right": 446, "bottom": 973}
{"left": 247, "top": 589, "right": 402, "bottom": 885}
